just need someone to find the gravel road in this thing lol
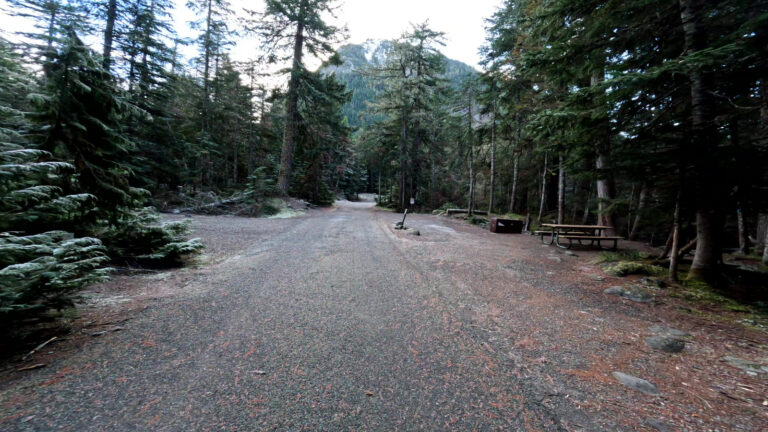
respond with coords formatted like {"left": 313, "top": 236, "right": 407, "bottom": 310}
{"left": 1, "top": 200, "right": 765, "bottom": 431}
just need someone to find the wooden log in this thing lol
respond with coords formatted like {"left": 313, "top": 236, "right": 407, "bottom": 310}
{"left": 656, "top": 230, "right": 674, "bottom": 260}
{"left": 677, "top": 238, "right": 697, "bottom": 258}
{"left": 446, "top": 209, "right": 488, "bottom": 216}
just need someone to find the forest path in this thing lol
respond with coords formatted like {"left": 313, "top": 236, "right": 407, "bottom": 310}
{"left": 1, "top": 201, "right": 763, "bottom": 431}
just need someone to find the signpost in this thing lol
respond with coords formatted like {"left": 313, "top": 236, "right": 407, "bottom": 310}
{"left": 397, "top": 198, "right": 414, "bottom": 229}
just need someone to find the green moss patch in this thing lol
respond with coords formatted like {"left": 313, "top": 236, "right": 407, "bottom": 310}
{"left": 596, "top": 250, "right": 649, "bottom": 264}
{"left": 605, "top": 261, "right": 665, "bottom": 277}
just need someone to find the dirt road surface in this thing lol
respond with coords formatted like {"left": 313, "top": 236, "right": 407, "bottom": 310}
{"left": 1, "top": 200, "right": 765, "bottom": 431}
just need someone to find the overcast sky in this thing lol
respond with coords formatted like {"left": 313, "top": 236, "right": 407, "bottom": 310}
{"left": 173, "top": 0, "right": 503, "bottom": 68}
{"left": 1, "top": 0, "right": 503, "bottom": 68}
{"left": 323, "top": 0, "right": 502, "bottom": 67}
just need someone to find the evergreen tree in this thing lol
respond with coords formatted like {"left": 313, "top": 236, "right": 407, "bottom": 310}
{"left": 290, "top": 68, "right": 352, "bottom": 204}
{"left": 33, "top": 29, "right": 203, "bottom": 264}
{"left": 187, "top": 0, "right": 233, "bottom": 135}
{"left": 250, "top": 0, "right": 346, "bottom": 195}
{"left": 363, "top": 23, "right": 448, "bottom": 211}
{"left": 0, "top": 38, "right": 109, "bottom": 327}
{"left": 482, "top": 0, "right": 768, "bottom": 284}
{"left": 35, "top": 29, "right": 142, "bottom": 221}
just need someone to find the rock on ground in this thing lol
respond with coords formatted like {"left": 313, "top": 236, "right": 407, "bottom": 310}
{"left": 721, "top": 356, "right": 768, "bottom": 374}
{"left": 645, "top": 335, "right": 685, "bottom": 353}
{"left": 612, "top": 371, "right": 661, "bottom": 395}
{"left": 604, "top": 285, "right": 653, "bottom": 303}
{"left": 648, "top": 325, "right": 690, "bottom": 338}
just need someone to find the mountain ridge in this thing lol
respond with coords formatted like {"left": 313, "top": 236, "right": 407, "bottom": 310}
{"left": 323, "top": 39, "right": 478, "bottom": 128}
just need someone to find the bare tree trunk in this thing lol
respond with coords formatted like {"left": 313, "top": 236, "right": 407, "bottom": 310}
{"left": 629, "top": 184, "right": 649, "bottom": 240}
{"left": 669, "top": 190, "right": 682, "bottom": 282}
{"left": 758, "top": 214, "right": 768, "bottom": 263}
{"left": 277, "top": 4, "right": 306, "bottom": 195}
{"left": 581, "top": 182, "right": 592, "bottom": 224}
{"left": 488, "top": 109, "right": 496, "bottom": 215}
{"left": 592, "top": 69, "right": 617, "bottom": 236}
{"left": 737, "top": 207, "right": 749, "bottom": 255}
{"left": 537, "top": 153, "right": 548, "bottom": 224}
{"left": 763, "top": 229, "right": 768, "bottom": 266}
{"left": 509, "top": 108, "right": 522, "bottom": 214}
{"left": 557, "top": 155, "right": 565, "bottom": 224}
{"left": 595, "top": 152, "right": 616, "bottom": 235}
{"left": 468, "top": 143, "right": 475, "bottom": 216}
{"left": 102, "top": 0, "right": 118, "bottom": 71}
{"left": 510, "top": 153, "right": 520, "bottom": 214}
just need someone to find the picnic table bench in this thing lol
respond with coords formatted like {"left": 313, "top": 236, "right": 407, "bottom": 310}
{"left": 537, "top": 224, "right": 622, "bottom": 250}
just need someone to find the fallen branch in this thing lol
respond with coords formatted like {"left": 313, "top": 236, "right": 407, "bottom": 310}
{"left": 175, "top": 193, "right": 249, "bottom": 214}
{"left": 17, "top": 363, "right": 46, "bottom": 372}
{"left": 677, "top": 238, "right": 697, "bottom": 257}
{"left": 654, "top": 237, "right": 696, "bottom": 264}
{"left": 656, "top": 231, "right": 674, "bottom": 260}
{"left": 446, "top": 209, "right": 488, "bottom": 216}
{"left": 21, "top": 336, "right": 57, "bottom": 361}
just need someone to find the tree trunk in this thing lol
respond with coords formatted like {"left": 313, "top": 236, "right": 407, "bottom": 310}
{"left": 509, "top": 154, "right": 519, "bottom": 213}
{"left": 170, "top": 40, "right": 180, "bottom": 75}
{"left": 737, "top": 207, "right": 749, "bottom": 255}
{"left": 233, "top": 138, "right": 238, "bottom": 184}
{"left": 669, "top": 190, "right": 682, "bottom": 281}
{"left": 201, "top": 0, "right": 214, "bottom": 134}
{"left": 689, "top": 210, "right": 724, "bottom": 280}
{"left": 467, "top": 141, "right": 475, "bottom": 216}
{"left": 509, "top": 105, "right": 522, "bottom": 214}
{"left": 629, "top": 184, "right": 649, "bottom": 240}
{"left": 679, "top": 0, "right": 723, "bottom": 282}
{"left": 399, "top": 75, "right": 408, "bottom": 211}
{"left": 411, "top": 41, "right": 424, "bottom": 205}
{"left": 557, "top": 155, "right": 565, "bottom": 224}
{"left": 466, "top": 88, "right": 475, "bottom": 216}
{"left": 581, "top": 182, "right": 592, "bottom": 224}
{"left": 537, "top": 153, "right": 548, "bottom": 224}
{"left": 46, "top": 5, "right": 58, "bottom": 50}
{"left": 137, "top": 1, "right": 156, "bottom": 100}
{"left": 102, "top": 0, "right": 118, "bottom": 71}
{"left": 488, "top": 109, "right": 496, "bottom": 215}
{"left": 277, "top": 11, "right": 305, "bottom": 195}
{"left": 757, "top": 214, "right": 768, "bottom": 261}
{"left": 595, "top": 153, "right": 615, "bottom": 235}
{"left": 592, "top": 70, "right": 617, "bottom": 236}
{"left": 763, "top": 228, "right": 768, "bottom": 266}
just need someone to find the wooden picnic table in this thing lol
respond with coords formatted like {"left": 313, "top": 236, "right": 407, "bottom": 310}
{"left": 538, "top": 223, "right": 621, "bottom": 250}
